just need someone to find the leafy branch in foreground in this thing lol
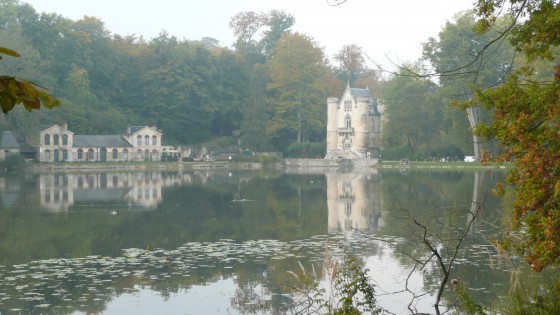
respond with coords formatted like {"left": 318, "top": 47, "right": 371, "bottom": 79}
{"left": 0, "top": 47, "right": 60, "bottom": 113}
{"left": 467, "top": 0, "right": 560, "bottom": 271}
{"left": 287, "top": 251, "right": 382, "bottom": 315}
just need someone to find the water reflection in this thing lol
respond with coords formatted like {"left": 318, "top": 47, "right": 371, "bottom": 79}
{"left": 39, "top": 172, "right": 191, "bottom": 212}
{"left": 0, "top": 169, "right": 556, "bottom": 314}
{"left": 326, "top": 171, "right": 383, "bottom": 235}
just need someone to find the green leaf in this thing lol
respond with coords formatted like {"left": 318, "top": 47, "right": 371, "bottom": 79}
{"left": 0, "top": 47, "right": 21, "bottom": 58}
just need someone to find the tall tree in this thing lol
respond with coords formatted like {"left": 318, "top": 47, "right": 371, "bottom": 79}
{"left": 229, "top": 11, "right": 267, "bottom": 63}
{"left": 381, "top": 64, "right": 445, "bottom": 157}
{"left": 260, "top": 10, "right": 295, "bottom": 57}
{"left": 334, "top": 44, "right": 367, "bottom": 86}
{"left": 266, "top": 33, "right": 330, "bottom": 145}
{"left": 423, "top": 11, "right": 516, "bottom": 160}
{"left": 239, "top": 63, "right": 272, "bottom": 151}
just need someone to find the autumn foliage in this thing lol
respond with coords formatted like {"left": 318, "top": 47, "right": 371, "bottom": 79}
{"left": 471, "top": 0, "right": 560, "bottom": 270}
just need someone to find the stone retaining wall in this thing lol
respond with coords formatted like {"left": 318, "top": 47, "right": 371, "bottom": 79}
{"left": 283, "top": 158, "right": 379, "bottom": 169}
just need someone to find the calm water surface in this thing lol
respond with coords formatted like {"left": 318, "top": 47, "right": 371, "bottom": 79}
{"left": 0, "top": 168, "right": 555, "bottom": 314}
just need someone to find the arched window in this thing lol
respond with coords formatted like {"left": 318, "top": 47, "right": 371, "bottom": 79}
{"left": 62, "top": 149, "right": 68, "bottom": 161}
{"left": 62, "top": 134, "right": 68, "bottom": 145}
{"left": 112, "top": 149, "right": 118, "bottom": 159}
{"left": 123, "top": 149, "right": 129, "bottom": 160}
{"left": 45, "top": 149, "right": 51, "bottom": 160}
{"left": 152, "top": 135, "right": 157, "bottom": 145}
{"left": 136, "top": 135, "right": 142, "bottom": 146}
{"left": 53, "top": 134, "right": 59, "bottom": 145}
{"left": 87, "top": 149, "right": 94, "bottom": 160}
{"left": 345, "top": 115, "right": 352, "bottom": 128}
{"left": 77, "top": 149, "right": 83, "bottom": 160}
{"left": 144, "top": 135, "right": 150, "bottom": 145}
{"left": 137, "top": 149, "right": 142, "bottom": 159}
{"left": 44, "top": 134, "right": 51, "bottom": 145}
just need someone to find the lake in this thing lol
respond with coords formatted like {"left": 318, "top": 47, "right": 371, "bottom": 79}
{"left": 0, "top": 168, "right": 556, "bottom": 314}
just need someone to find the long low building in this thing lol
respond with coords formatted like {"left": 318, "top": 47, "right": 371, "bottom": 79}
{"left": 38, "top": 124, "right": 163, "bottom": 162}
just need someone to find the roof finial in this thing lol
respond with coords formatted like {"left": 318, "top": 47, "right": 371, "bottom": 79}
{"left": 347, "top": 80, "right": 350, "bottom": 88}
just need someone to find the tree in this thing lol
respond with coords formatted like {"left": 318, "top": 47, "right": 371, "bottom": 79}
{"left": 469, "top": 0, "right": 560, "bottom": 270}
{"left": 239, "top": 63, "right": 273, "bottom": 151}
{"left": 0, "top": 47, "right": 59, "bottom": 113}
{"left": 266, "top": 33, "right": 330, "bottom": 146}
{"left": 381, "top": 64, "right": 446, "bottom": 159}
{"left": 423, "top": 11, "right": 516, "bottom": 160}
{"left": 334, "top": 44, "right": 368, "bottom": 86}
{"left": 260, "top": 10, "right": 295, "bottom": 57}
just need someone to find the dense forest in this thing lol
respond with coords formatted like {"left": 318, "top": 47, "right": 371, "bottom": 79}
{"left": 0, "top": 0, "right": 514, "bottom": 158}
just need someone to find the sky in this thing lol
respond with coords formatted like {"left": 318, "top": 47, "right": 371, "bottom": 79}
{"left": 22, "top": 0, "right": 475, "bottom": 69}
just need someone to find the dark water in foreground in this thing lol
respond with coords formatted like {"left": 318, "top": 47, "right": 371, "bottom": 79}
{"left": 0, "top": 168, "right": 556, "bottom": 314}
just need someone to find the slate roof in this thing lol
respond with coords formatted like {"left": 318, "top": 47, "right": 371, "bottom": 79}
{"left": 73, "top": 135, "right": 132, "bottom": 148}
{"left": 0, "top": 131, "right": 20, "bottom": 149}
{"left": 349, "top": 88, "right": 372, "bottom": 98}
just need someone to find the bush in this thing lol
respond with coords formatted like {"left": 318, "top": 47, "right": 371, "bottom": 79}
{"left": 0, "top": 154, "right": 26, "bottom": 171}
{"left": 258, "top": 154, "right": 280, "bottom": 164}
{"left": 285, "top": 142, "right": 325, "bottom": 158}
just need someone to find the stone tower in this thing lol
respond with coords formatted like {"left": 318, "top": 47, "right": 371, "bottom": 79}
{"left": 325, "top": 85, "right": 381, "bottom": 159}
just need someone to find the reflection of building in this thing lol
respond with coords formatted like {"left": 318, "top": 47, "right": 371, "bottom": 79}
{"left": 37, "top": 124, "right": 163, "bottom": 162}
{"left": 326, "top": 85, "right": 381, "bottom": 159}
{"left": 39, "top": 172, "right": 189, "bottom": 212}
{"left": 327, "top": 171, "right": 383, "bottom": 235}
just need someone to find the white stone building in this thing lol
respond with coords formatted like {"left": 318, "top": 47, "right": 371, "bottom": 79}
{"left": 325, "top": 85, "right": 381, "bottom": 159}
{"left": 37, "top": 124, "right": 163, "bottom": 162}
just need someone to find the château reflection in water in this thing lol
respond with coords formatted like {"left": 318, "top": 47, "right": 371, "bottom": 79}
{"left": 326, "top": 170, "right": 383, "bottom": 235}
{"left": 37, "top": 170, "right": 386, "bottom": 238}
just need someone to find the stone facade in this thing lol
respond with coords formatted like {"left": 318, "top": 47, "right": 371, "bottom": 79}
{"left": 325, "top": 85, "right": 381, "bottom": 159}
{"left": 38, "top": 124, "right": 163, "bottom": 162}
{"left": 0, "top": 131, "right": 20, "bottom": 160}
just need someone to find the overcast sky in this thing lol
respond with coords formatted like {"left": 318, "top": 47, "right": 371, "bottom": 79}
{"left": 22, "top": 0, "right": 474, "bottom": 68}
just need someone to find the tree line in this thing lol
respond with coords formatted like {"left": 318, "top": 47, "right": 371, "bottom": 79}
{"left": 1, "top": 0, "right": 490, "bottom": 158}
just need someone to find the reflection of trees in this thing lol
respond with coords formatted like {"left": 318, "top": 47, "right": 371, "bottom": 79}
{"left": 3, "top": 169, "right": 553, "bottom": 314}
{"left": 376, "top": 170, "right": 521, "bottom": 312}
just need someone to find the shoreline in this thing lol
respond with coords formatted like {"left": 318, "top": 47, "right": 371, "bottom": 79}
{"left": 24, "top": 159, "right": 511, "bottom": 172}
